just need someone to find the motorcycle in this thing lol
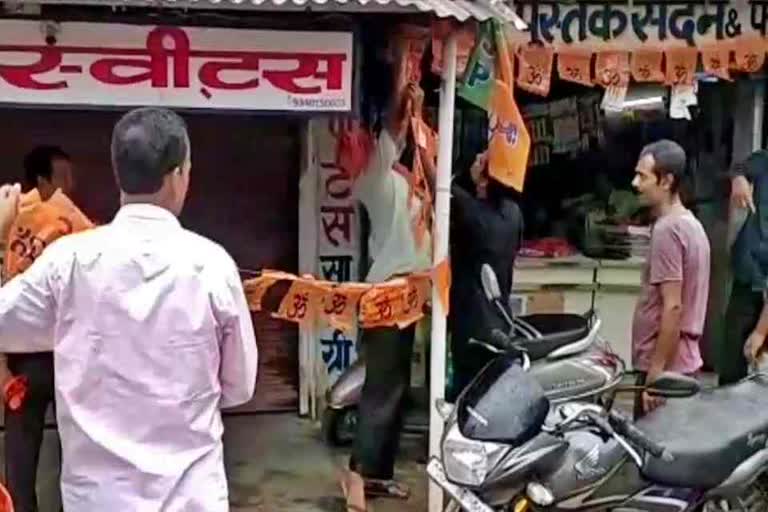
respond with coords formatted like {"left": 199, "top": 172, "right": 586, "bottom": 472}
{"left": 427, "top": 346, "right": 768, "bottom": 512}
{"left": 321, "top": 264, "right": 624, "bottom": 446}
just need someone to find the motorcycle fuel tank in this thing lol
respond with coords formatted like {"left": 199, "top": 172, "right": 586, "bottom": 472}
{"left": 539, "top": 429, "right": 627, "bottom": 502}
{"left": 529, "top": 349, "right": 623, "bottom": 403}
{"left": 480, "top": 431, "right": 569, "bottom": 506}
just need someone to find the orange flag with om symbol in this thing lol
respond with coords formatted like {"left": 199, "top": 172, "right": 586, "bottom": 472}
{"left": 4, "top": 189, "right": 93, "bottom": 280}
{"left": 487, "top": 20, "right": 531, "bottom": 192}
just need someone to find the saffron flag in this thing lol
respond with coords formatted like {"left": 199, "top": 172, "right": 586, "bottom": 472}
{"left": 487, "top": 20, "right": 531, "bottom": 192}
{"left": 630, "top": 50, "right": 664, "bottom": 83}
{"left": 4, "top": 189, "right": 93, "bottom": 280}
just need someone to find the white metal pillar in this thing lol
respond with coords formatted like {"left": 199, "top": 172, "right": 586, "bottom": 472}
{"left": 428, "top": 30, "right": 458, "bottom": 512}
{"left": 752, "top": 77, "right": 765, "bottom": 152}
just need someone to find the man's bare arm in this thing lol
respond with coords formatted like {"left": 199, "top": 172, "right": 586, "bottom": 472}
{"left": 648, "top": 280, "right": 684, "bottom": 380}
{"left": 745, "top": 299, "right": 768, "bottom": 363}
{"left": 731, "top": 156, "right": 762, "bottom": 213}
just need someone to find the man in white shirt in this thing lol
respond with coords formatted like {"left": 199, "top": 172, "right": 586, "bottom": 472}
{"left": 0, "top": 107, "right": 258, "bottom": 511}
{"left": 348, "top": 59, "right": 432, "bottom": 498}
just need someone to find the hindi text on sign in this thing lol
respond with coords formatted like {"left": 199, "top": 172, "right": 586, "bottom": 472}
{"left": 514, "top": 1, "right": 764, "bottom": 50}
{"left": 0, "top": 22, "right": 353, "bottom": 111}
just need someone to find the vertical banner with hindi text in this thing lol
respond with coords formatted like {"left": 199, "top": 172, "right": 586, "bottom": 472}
{"left": 314, "top": 121, "right": 361, "bottom": 386}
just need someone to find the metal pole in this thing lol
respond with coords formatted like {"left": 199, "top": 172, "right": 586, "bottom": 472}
{"left": 752, "top": 77, "right": 765, "bottom": 152}
{"left": 428, "top": 30, "right": 457, "bottom": 512}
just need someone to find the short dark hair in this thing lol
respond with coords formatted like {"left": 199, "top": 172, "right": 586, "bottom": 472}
{"left": 639, "top": 139, "right": 687, "bottom": 194}
{"left": 23, "top": 145, "right": 70, "bottom": 188}
{"left": 111, "top": 107, "right": 189, "bottom": 195}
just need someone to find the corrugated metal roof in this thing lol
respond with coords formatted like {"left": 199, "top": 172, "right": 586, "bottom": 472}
{"left": 11, "top": 0, "right": 521, "bottom": 22}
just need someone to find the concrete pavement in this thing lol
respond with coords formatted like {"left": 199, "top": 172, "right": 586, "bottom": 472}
{"left": 0, "top": 413, "right": 428, "bottom": 512}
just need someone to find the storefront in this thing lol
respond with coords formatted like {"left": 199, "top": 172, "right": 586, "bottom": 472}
{"left": 0, "top": 5, "right": 506, "bottom": 508}
{"left": 442, "top": 0, "right": 768, "bottom": 369}
{"left": 0, "top": 3, "right": 514, "bottom": 421}
{"left": 0, "top": 17, "right": 354, "bottom": 412}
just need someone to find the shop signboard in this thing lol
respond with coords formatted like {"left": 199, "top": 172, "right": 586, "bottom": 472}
{"left": 512, "top": 0, "right": 768, "bottom": 51}
{"left": 0, "top": 21, "right": 354, "bottom": 112}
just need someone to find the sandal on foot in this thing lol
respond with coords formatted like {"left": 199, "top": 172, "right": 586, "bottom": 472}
{"left": 363, "top": 479, "right": 410, "bottom": 500}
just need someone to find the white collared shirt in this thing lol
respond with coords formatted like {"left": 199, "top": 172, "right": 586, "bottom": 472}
{"left": 353, "top": 131, "right": 432, "bottom": 282}
{"left": 0, "top": 203, "right": 258, "bottom": 511}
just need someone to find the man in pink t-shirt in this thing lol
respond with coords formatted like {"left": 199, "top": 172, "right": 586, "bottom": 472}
{"left": 631, "top": 140, "right": 711, "bottom": 418}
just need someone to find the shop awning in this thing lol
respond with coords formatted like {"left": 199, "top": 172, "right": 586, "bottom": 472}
{"left": 10, "top": 0, "right": 523, "bottom": 23}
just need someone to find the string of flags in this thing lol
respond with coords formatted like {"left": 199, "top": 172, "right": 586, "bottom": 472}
{"left": 243, "top": 260, "right": 451, "bottom": 332}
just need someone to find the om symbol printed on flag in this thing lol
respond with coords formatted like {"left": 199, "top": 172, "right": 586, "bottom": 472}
{"left": 486, "top": 20, "right": 531, "bottom": 193}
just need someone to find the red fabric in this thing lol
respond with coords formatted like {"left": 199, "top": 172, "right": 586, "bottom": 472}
{"left": 3, "top": 375, "right": 28, "bottom": 412}
{"left": 519, "top": 238, "right": 576, "bottom": 258}
{"left": 0, "top": 481, "right": 12, "bottom": 512}
{"left": 334, "top": 120, "right": 373, "bottom": 180}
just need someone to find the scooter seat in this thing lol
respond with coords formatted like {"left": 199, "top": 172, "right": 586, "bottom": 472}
{"left": 638, "top": 378, "right": 768, "bottom": 488}
{"left": 512, "top": 314, "right": 591, "bottom": 360}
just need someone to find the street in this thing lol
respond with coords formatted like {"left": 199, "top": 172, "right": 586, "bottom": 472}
{"left": 0, "top": 413, "right": 428, "bottom": 512}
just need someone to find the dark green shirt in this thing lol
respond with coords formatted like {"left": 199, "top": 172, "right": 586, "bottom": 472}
{"left": 732, "top": 150, "right": 768, "bottom": 292}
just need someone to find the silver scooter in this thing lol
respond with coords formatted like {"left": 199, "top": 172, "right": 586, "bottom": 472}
{"left": 428, "top": 348, "right": 768, "bottom": 512}
{"left": 321, "top": 264, "right": 624, "bottom": 446}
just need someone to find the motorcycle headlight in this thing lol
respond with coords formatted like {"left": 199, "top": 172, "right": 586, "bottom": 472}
{"left": 442, "top": 424, "right": 505, "bottom": 487}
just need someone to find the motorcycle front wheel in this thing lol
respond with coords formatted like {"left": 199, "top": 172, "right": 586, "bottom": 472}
{"left": 701, "top": 479, "right": 768, "bottom": 512}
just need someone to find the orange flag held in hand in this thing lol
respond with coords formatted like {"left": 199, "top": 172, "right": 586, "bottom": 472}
{"left": 488, "top": 80, "right": 531, "bottom": 192}
{"left": 4, "top": 189, "right": 93, "bottom": 280}
{"left": 487, "top": 20, "right": 531, "bottom": 193}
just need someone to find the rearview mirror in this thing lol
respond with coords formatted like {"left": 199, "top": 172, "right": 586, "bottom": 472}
{"left": 646, "top": 372, "right": 701, "bottom": 398}
{"left": 435, "top": 399, "right": 454, "bottom": 421}
{"left": 481, "top": 264, "right": 502, "bottom": 301}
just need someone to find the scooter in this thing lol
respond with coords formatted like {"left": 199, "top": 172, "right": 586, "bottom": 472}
{"left": 428, "top": 342, "right": 768, "bottom": 512}
{"left": 321, "top": 264, "right": 624, "bottom": 446}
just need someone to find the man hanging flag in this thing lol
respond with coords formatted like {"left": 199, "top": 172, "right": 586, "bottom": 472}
{"left": 487, "top": 20, "right": 531, "bottom": 192}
